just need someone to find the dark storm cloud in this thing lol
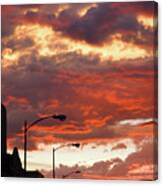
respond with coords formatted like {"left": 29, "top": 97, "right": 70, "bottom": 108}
{"left": 63, "top": 4, "right": 141, "bottom": 45}
{"left": 63, "top": 3, "right": 119, "bottom": 45}
{"left": 54, "top": 2, "right": 156, "bottom": 46}
{"left": 2, "top": 2, "right": 156, "bottom": 47}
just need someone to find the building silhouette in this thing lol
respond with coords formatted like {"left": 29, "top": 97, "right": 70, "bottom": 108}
{"left": 1, "top": 104, "right": 7, "bottom": 176}
{"left": 1, "top": 104, "right": 44, "bottom": 178}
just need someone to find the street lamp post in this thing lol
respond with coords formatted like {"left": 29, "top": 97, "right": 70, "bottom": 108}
{"left": 53, "top": 148, "right": 55, "bottom": 178}
{"left": 52, "top": 143, "right": 80, "bottom": 178}
{"left": 23, "top": 114, "right": 66, "bottom": 171}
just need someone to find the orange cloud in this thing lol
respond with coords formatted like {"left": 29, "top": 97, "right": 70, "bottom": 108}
{"left": 53, "top": 137, "right": 157, "bottom": 180}
{"left": 4, "top": 95, "right": 29, "bottom": 106}
{"left": 111, "top": 143, "right": 127, "bottom": 151}
{"left": 84, "top": 115, "right": 112, "bottom": 128}
{"left": 2, "top": 3, "right": 157, "bottom": 179}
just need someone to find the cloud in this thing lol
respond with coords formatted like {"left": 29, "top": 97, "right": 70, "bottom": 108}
{"left": 2, "top": 37, "right": 34, "bottom": 51}
{"left": 42, "top": 137, "right": 157, "bottom": 180}
{"left": 113, "top": 1, "right": 157, "bottom": 17}
{"left": 53, "top": 2, "right": 156, "bottom": 47}
{"left": 1, "top": 6, "right": 19, "bottom": 37}
{"left": 2, "top": 2, "right": 157, "bottom": 155}
{"left": 118, "top": 118, "right": 156, "bottom": 126}
{"left": 2, "top": 54, "right": 156, "bottom": 149}
{"left": 2, "top": 2, "right": 156, "bottom": 50}
{"left": 53, "top": 125, "right": 121, "bottom": 142}
{"left": 111, "top": 143, "right": 127, "bottom": 151}
{"left": 57, "top": 2, "right": 156, "bottom": 51}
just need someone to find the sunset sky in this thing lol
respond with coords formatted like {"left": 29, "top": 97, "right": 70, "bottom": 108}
{"left": 1, "top": 1, "right": 158, "bottom": 180}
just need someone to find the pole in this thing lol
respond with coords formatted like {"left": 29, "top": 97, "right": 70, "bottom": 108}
{"left": 53, "top": 148, "right": 55, "bottom": 178}
{"left": 24, "top": 120, "right": 27, "bottom": 171}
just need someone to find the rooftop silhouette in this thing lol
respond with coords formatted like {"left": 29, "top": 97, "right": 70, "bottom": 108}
{"left": 1, "top": 104, "right": 44, "bottom": 178}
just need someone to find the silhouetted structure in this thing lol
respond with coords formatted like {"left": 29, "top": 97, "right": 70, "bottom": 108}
{"left": 1, "top": 104, "right": 44, "bottom": 178}
{"left": 1, "top": 104, "right": 7, "bottom": 176}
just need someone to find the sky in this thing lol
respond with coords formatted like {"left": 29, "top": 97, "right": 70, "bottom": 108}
{"left": 1, "top": 1, "right": 158, "bottom": 180}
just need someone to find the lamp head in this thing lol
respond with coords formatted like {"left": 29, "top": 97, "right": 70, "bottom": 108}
{"left": 75, "top": 170, "right": 81, "bottom": 174}
{"left": 71, "top": 143, "right": 80, "bottom": 148}
{"left": 52, "top": 114, "right": 67, "bottom": 121}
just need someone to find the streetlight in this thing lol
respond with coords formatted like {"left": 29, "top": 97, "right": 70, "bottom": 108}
{"left": 52, "top": 143, "right": 80, "bottom": 178}
{"left": 24, "top": 114, "right": 66, "bottom": 171}
{"left": 62, "top": 170, "right": 81, "bottom": 178}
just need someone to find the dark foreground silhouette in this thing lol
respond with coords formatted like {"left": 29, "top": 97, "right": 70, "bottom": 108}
{"left": 1, "top": 104, "right": 44, "bottom": 178}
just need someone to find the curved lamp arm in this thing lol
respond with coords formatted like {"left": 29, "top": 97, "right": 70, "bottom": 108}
{"left": 54, "top": 143, "right": 80, "bottom": 151}
{"left": 26, "top": 114, "right": 67, "bottom": 131}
